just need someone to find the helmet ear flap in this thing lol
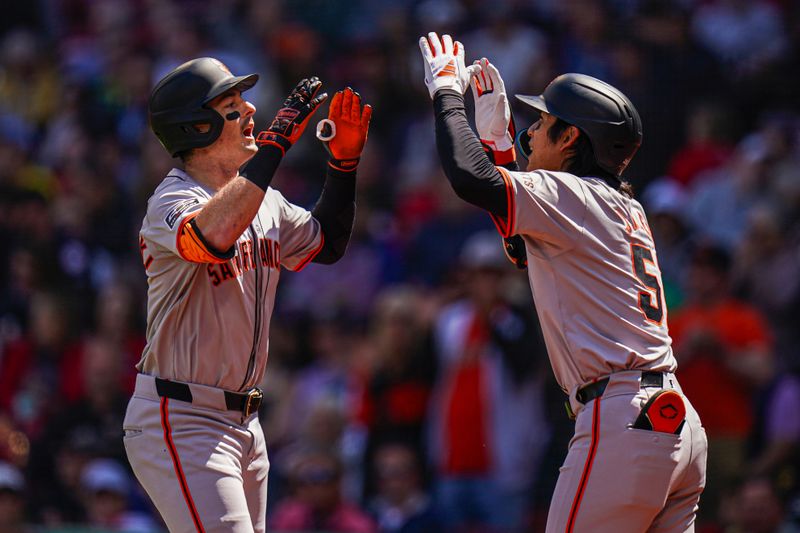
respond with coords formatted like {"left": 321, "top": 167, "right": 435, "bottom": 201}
{"left": 151, "top": 107, "right": 225, "bottom": 156}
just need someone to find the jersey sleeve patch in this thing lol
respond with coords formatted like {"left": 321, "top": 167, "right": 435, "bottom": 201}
{"left": 165, "top": 198, "right": 200, "bottom": 229}
{"left": 176, "top": 213, "right": 235, "bottom": 264}
{"left": 490, "top": 166, "right": 516, "bottom": 238}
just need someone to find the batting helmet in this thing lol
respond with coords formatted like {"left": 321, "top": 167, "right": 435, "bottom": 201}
{"left": 515, "top": 73, "right": 642, "bottom": 177}
{"left": 148, "top": 57, "right": 259, "bottom": 157}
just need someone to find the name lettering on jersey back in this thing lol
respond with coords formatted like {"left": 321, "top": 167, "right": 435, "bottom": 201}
{"left": 613, "top": 207, "right": 653, "bottom": 240}
{"left": 206, "top": 237, "right": 280, "bottom": 286}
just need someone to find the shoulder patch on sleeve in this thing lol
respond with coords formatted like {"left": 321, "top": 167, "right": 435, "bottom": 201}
{"left": 165, "top": 198, "right": 200, "bottom": 229}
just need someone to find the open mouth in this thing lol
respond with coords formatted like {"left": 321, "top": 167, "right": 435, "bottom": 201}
{"left": 242, "top": 124, "right": 254, "bottom": 138}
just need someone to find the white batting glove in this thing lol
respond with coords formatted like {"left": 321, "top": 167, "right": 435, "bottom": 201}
{"left": 471, "top": 58, "right": 516, "bottom": 160}
{"left": 418, "top": 32, "right": 481, "bottom": 99}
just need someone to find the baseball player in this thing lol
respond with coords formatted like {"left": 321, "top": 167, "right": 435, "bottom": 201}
{"left": 122, "top": 57, "right": 371, "bottom": 532}
{"left": 418, "top": 33, "right": 707, "bottom": 532}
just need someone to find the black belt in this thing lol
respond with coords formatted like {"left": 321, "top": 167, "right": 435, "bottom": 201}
{"left": 575, "top": 371, "right": 663, "bottom": 405}
{"left": 155, "top": 378, "right": 263, "bottom": 417}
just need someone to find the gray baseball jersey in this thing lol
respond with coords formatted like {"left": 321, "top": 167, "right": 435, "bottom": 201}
{"left": 493, "top": 167, "right": 677, "bottom": 394}
{"left": 137, "top": 168, "right": 322, "bottom": 391}
{"left": 125, "top": 167, "right": 323, "bottom": 532}
{"left": 493, "top": 167, "right": 706, "bottom": 533}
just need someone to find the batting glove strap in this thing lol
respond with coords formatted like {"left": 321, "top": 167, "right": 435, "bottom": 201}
{"left": 480, "top": 141, "right": 516, "bottom": 166}
{"left": 256, "top": 131, "right": 292, "bottom": 155}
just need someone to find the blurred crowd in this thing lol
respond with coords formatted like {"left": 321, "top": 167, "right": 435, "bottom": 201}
{"left": 1, "top": 0, "right": 800, "bottom": 532}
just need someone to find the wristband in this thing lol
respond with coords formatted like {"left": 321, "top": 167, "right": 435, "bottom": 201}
{"left": 240, "top": 143, "right": 284, "bottom": 192}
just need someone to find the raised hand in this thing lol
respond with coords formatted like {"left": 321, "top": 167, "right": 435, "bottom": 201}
{"left": 322, "top": 87, "right": 373, "bottom": 171}
{"left": 471, "top": 58, "right": 516, "bottom": 165}
{"left": 256, "top": 77, "right": 328, "bottom": 154}
{"left": 418, "top": 32, "right": 481, "bottom": 99}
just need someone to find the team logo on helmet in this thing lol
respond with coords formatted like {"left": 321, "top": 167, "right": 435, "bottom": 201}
{"left": 209, "top": 58, "right": 232, "bottom": 76}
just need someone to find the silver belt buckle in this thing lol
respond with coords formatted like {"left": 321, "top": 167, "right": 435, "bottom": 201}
{"left": 243, "top": 388, "right": 263, "bottom": 417}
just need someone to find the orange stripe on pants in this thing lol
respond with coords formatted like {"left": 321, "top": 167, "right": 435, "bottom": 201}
{"left": 160, "top": 398, "right": 207, "bottom": 533}
{"left": 566, "top": 397, "right": 601, "bottom": 533}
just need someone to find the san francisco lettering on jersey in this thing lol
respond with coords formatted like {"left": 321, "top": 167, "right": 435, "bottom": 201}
{"left": 207, "top": 237, "right": 280, "bottom": 286}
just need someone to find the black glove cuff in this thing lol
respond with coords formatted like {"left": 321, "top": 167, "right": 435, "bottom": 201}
{"left": 328, "top": 158, "right": 359, "bottom": 173}
{"left": 240, "top": 143, "right": 284, "bottom": 192}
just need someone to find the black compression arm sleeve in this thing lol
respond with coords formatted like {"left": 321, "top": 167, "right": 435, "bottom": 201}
{"left": 311, "top": 163, "right": 356, "bottom": 264}
{"left": 434, "top": 89, "right": 508, "bottom": 218}
{"left": 240, "top": 143, "right": 284, "bottom": 191}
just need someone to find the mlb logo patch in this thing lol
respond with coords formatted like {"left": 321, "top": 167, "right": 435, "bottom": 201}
{"left": 165, "top": 199, "right": 200, "bottom": 229}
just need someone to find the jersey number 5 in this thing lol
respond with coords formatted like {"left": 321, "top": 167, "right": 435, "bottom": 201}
{"left": 631, "top": 244, "right": 664, "bottom": 325}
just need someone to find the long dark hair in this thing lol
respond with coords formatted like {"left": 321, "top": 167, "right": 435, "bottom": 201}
{"left": 547, "top": 118, "right": 633, "bottom": 197}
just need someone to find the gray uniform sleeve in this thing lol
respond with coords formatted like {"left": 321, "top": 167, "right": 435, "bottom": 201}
{"left": 272, "top": 189, "right": 323, "bottom": 271}
{"left": 143, "top": 180, "right": 233, "bottom": 263}
{"left": 500, "top": 168, "right": 588, "bottom": 251}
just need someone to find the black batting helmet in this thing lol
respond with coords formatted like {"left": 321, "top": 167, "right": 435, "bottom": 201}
{"left": 516, "top": 73, "right": 642, "bottom": 177}
{"left": 148, "top": 57, "right": 259, "bottom": 157}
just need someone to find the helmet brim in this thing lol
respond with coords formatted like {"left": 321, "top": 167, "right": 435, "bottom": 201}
{"left": 515, "top": 94, "right": 549, "bottom": 115}
{"left": 204, "top": 73, "right": 259, "bottom": 104}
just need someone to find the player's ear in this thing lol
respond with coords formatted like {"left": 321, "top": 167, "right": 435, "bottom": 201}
{"left": 560, "top": 125, "right": 581, "bottom": 151}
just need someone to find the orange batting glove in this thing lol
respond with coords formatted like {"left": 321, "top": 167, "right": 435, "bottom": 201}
{"left": 322, "top": 87, "right": 372, "bottom": 171}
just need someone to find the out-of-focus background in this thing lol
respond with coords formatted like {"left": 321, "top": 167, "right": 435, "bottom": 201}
{"left": 1, "top": 0, "right": 799, "bottom": 532}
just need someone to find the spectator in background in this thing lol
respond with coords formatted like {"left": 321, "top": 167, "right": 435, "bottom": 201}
{"left": 670, "top": 243, "right": 775, "bottom": 523}
{"left": 280, "top": 204, "right": 387, "bottom": 321}
{"left": 32, "top": 430, "right": 93, "bottom": 525}
{"left": 356, "top": 286, "right": 436, "bottom": 498}
{"left": 0, "top": 291, "right": 78, "bottom": 438}
{"left": 685, "top": 138, "right": 772, "bottom": 250}
{"left": 0, "top": 29, "right": 60, "bottom": 128}
{"left": 463, "top": 5, "right": 550, "bottom": 94}
{"left": 28, "top": 336, "right": 131, "bottom": 484}
{"left": 733, "top": 206, "right": 800, "bottom": 368}
{"left": 747, "top": 369, "right": 800, "bottom": 491}
{"left": 719, "top": 476, "right": 800, "bottom": 533}
{"left": 368, "top": 442, "right": 440, "bottom": 533}
{"left": 667, "top": 102, "right": 736, "bottom": 188}
{"left": 270, "top": 450, "right": 376, "bottom": 533}
{"left": 691, "top": 0, "right": 788, "bottom": 79}
{"left": 405, "top": 179, "right": 496, "bottom": 286}
{"left": 428, "top": 231, "right": 549, "bottom": 532}
{"left": 556, "top": 0, "right": 615, "bottom": 81}
{"left": 642, "top": 177, "right": 693, "bottom": 310}
{"left": 274, "top": 314, "right": 367, "bottom": 502}
{"left": 0, "top": 461, "right": 31, "bottom": 532}
{"left": 79, "top": 458, "right": 159, "bottom": 532}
